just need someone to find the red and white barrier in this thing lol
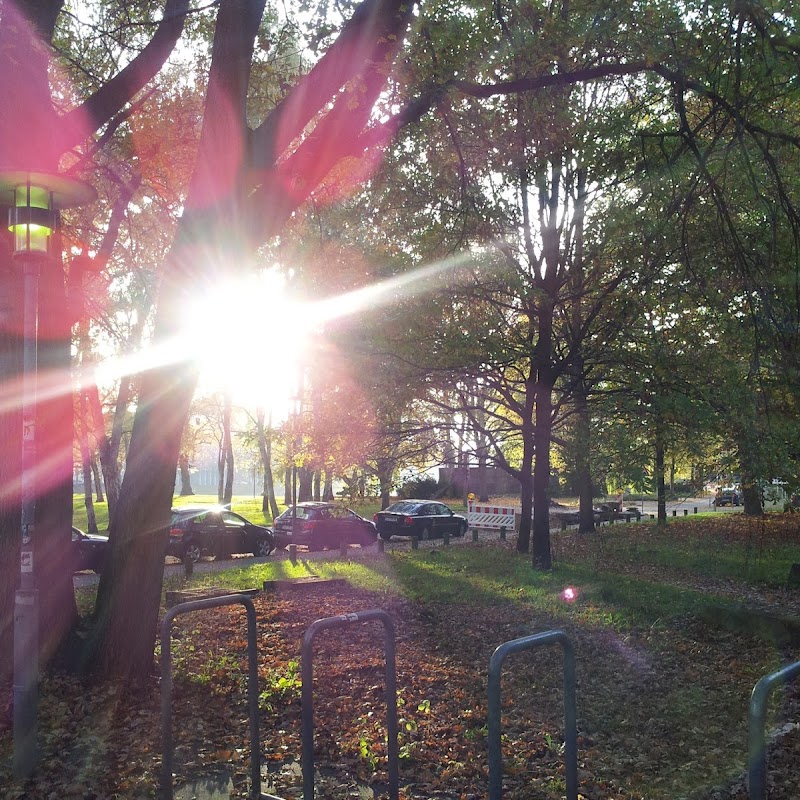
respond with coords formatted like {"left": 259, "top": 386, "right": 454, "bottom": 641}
{"left": 467, "top": 500, "right": 517, "bottom": 531}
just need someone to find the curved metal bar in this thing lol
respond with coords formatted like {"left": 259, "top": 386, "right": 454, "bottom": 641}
{"left": 749, "top": 659, "right": 800, "bottom": 800}
{"left": 301, "top": 610, "right": 398, "bottom": 800}
{"left": 488, "top": 630, "right": 577, "bottom": 800}
{"left": 160, "top": 594, "right": 261, "bottom": 800}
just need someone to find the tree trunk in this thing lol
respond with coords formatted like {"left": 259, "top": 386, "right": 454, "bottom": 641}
{"left": 284, "top": 467, "right": 292, "bottom": 506}
{"left": 655, "top": 424, "right": 667, "bottom": 525}
{"left": 86, "top": 381, "right": 123, "bottom": 521}
{"left": 517, "top": 396, "right": 535, "bottom": 554}
{"left": 313, "top": 471, "right": 321, "bottom": 501}
{"left": 256, "top": 408, "right": 279, "bottom": 519}
{"left": 79, "top": 389, "right": 99, "bottom": 534}
{"left": 574, "top": 375, "right": 595, "bottom": 533}
{"left": 82, "top": 448, "right": 99, "bottom": 535}
{"left": 532, "top": 362, "right": 554, "bottom": 570}
{"left": 92, "top": 457, "right": 105, "bottom": 503}
{"left": 323, "top": 470, "right": 334, "bottom": 501}
{"left": 178, "top": 453, "right": 194, "bottom": 495}
{"left": 298, "top": 467, "right": 313, "bottom": 502}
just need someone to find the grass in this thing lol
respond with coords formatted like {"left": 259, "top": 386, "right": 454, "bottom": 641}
{"left": 58, "top": 516, "right": 800, "bottom": 799}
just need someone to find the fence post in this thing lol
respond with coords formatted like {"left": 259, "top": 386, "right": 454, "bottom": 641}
{"left": 411, "top": 536, "right": 418, "bottom": 550}
{"left": 472, "top": 529, "right": 479, "bottom": 542}
{"left": 289, "top": 544, "right": 297, "bottom": 565}
{"left": 377, "top": 539, "right": 385, "bottom": 553}
{"left": 443, "top": 531, "right": 449, "bottom": 546}
{"left": 339, "top": 541, "right": 348, "bottom": 558}
{"left": 500, "top": 526, "right": 506, "bottom": 540}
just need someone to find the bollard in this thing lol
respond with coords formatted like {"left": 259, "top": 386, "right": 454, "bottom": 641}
{"left": 289, "top": 544, "right": 297, "bottom": 565}
{"left": 500, "top": 526, "right": 506, "bottom": 540}
{"left": 684, "top": 509, "right": 688, "bottom": 516}
{"left": 561, "top": 520, "right": 567, "bottom": 531}
{"left": 472, "top": 529, "right": 479, "bottom": 542}
{"left": 340, "top": 541, "right": 348, "bottom": 558}
{"left": 377, "top": 539, "right": 385, "bottom": 553}
{"left": 672, "top": 510, "right": 677, "bottom": 517}
{"left": 411, "top": 536, "right": 418, "bottom": 550}
{"left": 443, "top": 531, "right": 449, "bottom": 546}
{"left": 422, "top": 529, "right": 429, "bottom": 541}
{"left": 183, "top": 555, "right": 193, "bottom": 577}
{"left": 694, "top": 507, "right": 698, "bottom": 514}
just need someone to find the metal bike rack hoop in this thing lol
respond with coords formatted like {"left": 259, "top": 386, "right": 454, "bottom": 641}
{"left": 301, "top": 609, "right": 399, "bottom": 800}
{"left": 749, "top": 658, "right": 800, "bottom": 800}
{"left": 160, "top": 594, "right": 281, "bottom": 800}
{"left": 488, "top": 630, "right": 577, "bottom": 800}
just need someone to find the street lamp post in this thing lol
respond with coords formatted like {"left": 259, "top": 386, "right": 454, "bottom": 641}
{"left": 1, "top": 171, "right": 94, "bottom": 779}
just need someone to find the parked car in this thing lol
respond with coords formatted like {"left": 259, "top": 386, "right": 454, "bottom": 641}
{"left": 373, "top": 500, "right": 468, "bottom": 541}
{"left": 273, "top": 502, "right": 377, "bottom": 550}
{"left": 714, "top": 486, "right": 741, "bottom": 507}
{"left": 166, "top": 506, "right": 275, "bottom": 563}
{"left": 72, "top": 526, "right": 108, "bottom": 573}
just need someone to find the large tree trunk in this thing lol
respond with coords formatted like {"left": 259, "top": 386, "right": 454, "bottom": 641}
{"left": 531, "top": 341, "right": 554, "bottom": 570}
{"left": 575, "top": 393, "right": 595, "bottom": 534}
{"left": 517, "top": 393, "right": 535, "bottom": 554}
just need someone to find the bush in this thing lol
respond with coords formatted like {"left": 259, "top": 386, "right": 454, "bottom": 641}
{"left": 398, "top": 477, "right": 440, "bottom": 499}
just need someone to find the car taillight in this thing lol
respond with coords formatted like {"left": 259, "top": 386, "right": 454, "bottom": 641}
{"left": 403, "top": 516, "right": 414, "bottom": 526}
{"left": 168, "top": 527, "right": 183, "bottom": 537}
{"left": 299, "top": 520, "right": 317, "bottom": 532}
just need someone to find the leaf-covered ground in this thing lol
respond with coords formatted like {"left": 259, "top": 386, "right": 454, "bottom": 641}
{"left": 2, "top": 515, "right": 800, "bottom": 799}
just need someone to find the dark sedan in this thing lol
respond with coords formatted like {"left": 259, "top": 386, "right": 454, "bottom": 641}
{"left": 273, "top": 502, "right": 377, "bottom": 550}
{"left": 72, "top": 526, "right": 108, "bottom": 573}
{"left": 373, "top": 500, "right": 468, "bottom": 541}
{"left": 166, "top": 506, "right": 275, "bottom": 563}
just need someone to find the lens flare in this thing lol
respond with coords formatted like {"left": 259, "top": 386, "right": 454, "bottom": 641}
{"left": 561, "top": 586, "right": 578, "bottom": 603}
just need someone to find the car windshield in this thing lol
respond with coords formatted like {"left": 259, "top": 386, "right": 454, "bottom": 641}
{"left": 385, "top": 502, "right": 421, "bottom": 513}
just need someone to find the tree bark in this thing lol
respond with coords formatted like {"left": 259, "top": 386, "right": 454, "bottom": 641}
{"left": 91, "top": 457, "right": 105, "bottom": 503}
{"left": 256, "top": 408, "right": 279, "bottom": 519}
{"left": 531, "top": 306, "right": 555, "bottom": 570}
{"left": 178, "top": 453, "right": 194, "bottom": 495}
{"left": 655, "top": 423, "right": 667, "bottom": 525}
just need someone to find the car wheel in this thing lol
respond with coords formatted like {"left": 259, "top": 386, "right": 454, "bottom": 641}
{"left": 257, "top": 538, "right": 274, "bottom": 557}
{"left": 380, "top": 532, "right": 392, "bottom": 541}
{"left": 183, "top": 542, "right": 201, "bottom": 563}
{"left": 307, "top": 536, "right": 324, "bottom": 552}
{"left": 457, "top": 521, "right": 467, "bottom": 537}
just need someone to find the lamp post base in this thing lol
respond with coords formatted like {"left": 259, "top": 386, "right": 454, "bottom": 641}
{"left": 13, "top": 586, "right": 39, "bottom": 779}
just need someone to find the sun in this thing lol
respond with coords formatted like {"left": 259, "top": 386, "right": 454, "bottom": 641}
{"left": 179, "top": 270, "right": 310, "bottom": 415}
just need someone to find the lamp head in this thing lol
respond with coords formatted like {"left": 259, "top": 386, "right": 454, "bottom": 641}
{"left": 0, "top": 171, "right": 95, "bottom": 259}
